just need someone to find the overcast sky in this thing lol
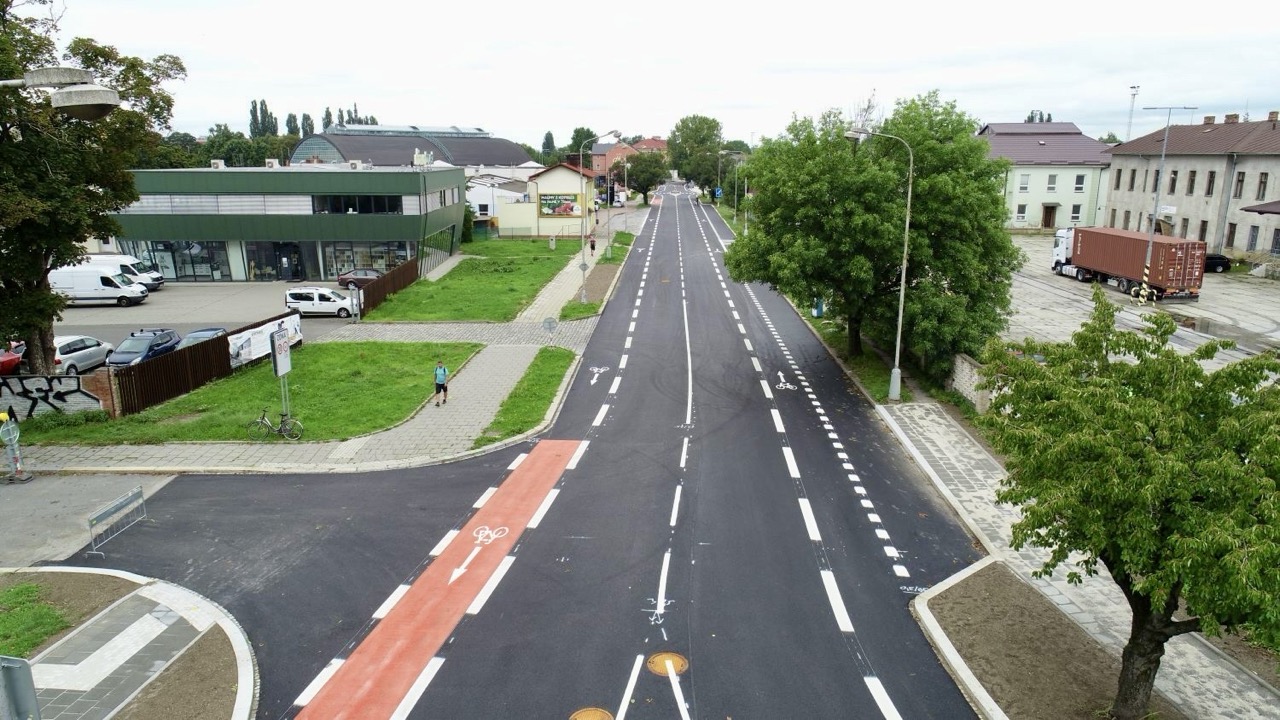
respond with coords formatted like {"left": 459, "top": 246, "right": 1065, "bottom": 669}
{"left": 26, "top": 0, "right": 1280, "bottom": 149}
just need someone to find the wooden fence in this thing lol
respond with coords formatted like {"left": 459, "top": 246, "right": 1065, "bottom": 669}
{"left": 361, "top": 258, "right": 419, "bottom": 314}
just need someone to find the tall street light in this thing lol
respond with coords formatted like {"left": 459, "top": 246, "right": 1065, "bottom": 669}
{"left": 0, "top": 67, "right": 120, "bottom": 121}
{"left": 579, "top": 130, "right": 619, "bottom": 301}
{"left": 1136, "top": 105, "right": 1196, "bottom": 306}
{"left": 847, "top": 128, "right": 913, "bottom": 402}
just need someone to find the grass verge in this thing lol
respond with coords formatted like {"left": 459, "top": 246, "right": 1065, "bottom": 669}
{"left": 19, "top": 342, "right": 481, "bottom": 444}
{"left": 366, "top": 238, "right": 579, "bottom": 322}
{"left": 802, "top": 313, "right": 913, "bottom": 403}
{"left": 473, "top": 346, "right": 575, "bottom": 449}
{"left": 597, "top": 231, "right": 632, "bottom": 266}
{"left": 560, "top": 301, "right": 600, "bottom": 321}
{"left": 0, "top": 583, "right": 68, "bottom": 657}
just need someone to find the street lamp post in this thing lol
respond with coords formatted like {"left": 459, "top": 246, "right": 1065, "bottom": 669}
{"left": 847, "top": 128, "right": 914, "bottom": 402}
{"left": 1136, "top": 105, "right": 1197, "bottom": 306}
{"left": 579, "top": 130, "right": 619, "bottom": 301}
{"left": 0, "top": 67, "right": 120, "bottom": 120}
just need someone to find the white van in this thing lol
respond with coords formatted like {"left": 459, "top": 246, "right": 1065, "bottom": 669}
{"left": 80, "top": 254, "right": 165, "bottom": 290}
{"left": 49, "top": 267, "right": 149, "bottom": 306}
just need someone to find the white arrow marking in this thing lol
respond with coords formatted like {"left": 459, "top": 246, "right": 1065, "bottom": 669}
{"left": 777, "top": 371, "right": 787, "bottom": 384}
{"left": 450, "top": 547, "right": 482, "bottom": 584}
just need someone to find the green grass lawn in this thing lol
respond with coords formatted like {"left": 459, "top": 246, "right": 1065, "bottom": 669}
{"left": 473, "top": 346, "right": 575, "bottom": 448}
{"left": 19, "top": 342, "right": 481, "bottom": 444}
{"left": 0, "top": 583, "right": 68, "bottom": 658}
{"left": 559, "top": 301, "right": 600, "bottom": 321}
{"left": 366, "top": 238, "right": 581, "bottom": 322}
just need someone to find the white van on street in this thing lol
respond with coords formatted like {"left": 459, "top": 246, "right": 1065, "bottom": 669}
{"left": 49, "top": 267, "right": 149, "bottom": 306}
{"left": 79, "top": 254, "right": 165, "bottom": 290}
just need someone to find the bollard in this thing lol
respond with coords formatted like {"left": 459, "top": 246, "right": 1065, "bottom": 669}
{"left": 0, "top": 413, "right": 30, "bottom": 484}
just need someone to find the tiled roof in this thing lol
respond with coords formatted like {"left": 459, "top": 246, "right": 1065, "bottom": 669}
{"left": 980, "top": 123, "right": 1112, "bottom": 166}
{"left": 1108, "top": 118, "right": 1280, "bottom": 156}
{"left": 529, "top": 163, "right": 597, "bottom": 180}
{"left": 633, "top": 137, "right": 667, "bottom": 150}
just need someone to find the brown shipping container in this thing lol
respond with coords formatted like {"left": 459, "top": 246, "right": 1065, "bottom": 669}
{"left": 1072, "top": 228, "right": 1205, "bottom": 293}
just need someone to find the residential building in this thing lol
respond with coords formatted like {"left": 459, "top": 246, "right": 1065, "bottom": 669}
{"left": 632, "top": 136, "right": 668, "bottom": 157}
{"left": 591, "top": 142, "right": 638, "bottom": 178}
{"left": 486, "top": 163, "right": 599, "bottom": 238}
{"left": 979, "top": 122, "right": 1112, "bottom": 230}
{"left": 108, "top": 163, "right": 465, "bottom": 283}
{"left": 1104, "top": 112, "right": 1280, "bottom": 258}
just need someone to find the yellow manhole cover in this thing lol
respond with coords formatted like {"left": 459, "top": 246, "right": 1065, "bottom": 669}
{"left": 646, "top": 651, "right": 688, "bottom": 676}
{"left": 569, "top": 708, "right": 613, "bottom": 720}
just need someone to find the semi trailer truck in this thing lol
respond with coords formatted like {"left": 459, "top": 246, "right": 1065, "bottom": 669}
{"left": 1051, "top": 227, "right": 1204, "bottom": 300}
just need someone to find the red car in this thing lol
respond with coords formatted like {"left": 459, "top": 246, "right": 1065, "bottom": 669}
{"left": 336, "top": 267, "right": 384, "bottom": 291}
{"left": 1, "top": 341, "right": 26, "bottom": 376}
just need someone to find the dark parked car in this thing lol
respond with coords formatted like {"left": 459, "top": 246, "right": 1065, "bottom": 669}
{"left": 1205, "top": 253, "right": 1232, "bottom": 273}
{"left": 336, "top": 267, "right": 384, "bottom": 291}
{"left": 107, "top": 328, "right": 181, "bottom": 367}
{"left": 176, "top": 327, "right": 228, "bottom": 350}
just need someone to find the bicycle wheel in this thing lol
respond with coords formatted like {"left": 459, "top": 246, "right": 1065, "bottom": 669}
{"left": 281, "top": 417, "right": 304, "bottom": 440}
{"left": 247, "top": 419, "right": 272, "bottom": 441}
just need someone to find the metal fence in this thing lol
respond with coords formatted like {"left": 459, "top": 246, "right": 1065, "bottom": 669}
{"left": 114, "top": 310, "right": 299, "bottom": 416}
{"left": 87, "top": 485, "right": 146, "bottom": 557}
{"left": 362, "top": 257, "right": 419, "bottom": 314}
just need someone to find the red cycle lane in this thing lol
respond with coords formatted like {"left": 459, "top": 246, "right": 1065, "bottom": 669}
{"left": 297, "top": 439, "right": 581, "bottom": 720}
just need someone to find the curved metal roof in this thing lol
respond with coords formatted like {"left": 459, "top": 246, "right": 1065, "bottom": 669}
{"left": 290, "top": 133, "right": 532, "bottom": 167}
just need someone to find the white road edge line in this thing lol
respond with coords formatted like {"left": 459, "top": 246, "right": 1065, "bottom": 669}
{"left": 655, "top": 550, "right": 672, "bottom": 617}
{"left": 670, "top": 485, "right": 683, "bottom": 527}
{"left": 389, "top": 657, "right": 446, "bottom": 720}
{"left": 771, "top": 409, "right": 785, "bottom": 433}
{"left": 798, "top": 499, "right": 822, "bottom": 542}
{"left": 619, "top": 354, "right": 628, "bottom": 369}
{"left": 293, "top": 658, "right": 343, "bottom": 707}
{"left": 760, "top": 380, "right": 773, "bottom": 400}
{"left": 682, "top": 298, "right": 694, "bottom": 425}
{"left": 667, "top": 658, "right": 693, "bottom": 720}
{"left": 527, "top": 489, "right": 560, "bottom": 529}
{"left": 372, "top": 584, "right": 411, "bottom": 619}
{"left": 507, "top": 453, "right": 527, "bottom": 470}
{"left": 608, "top": 376, "right": 621, "bottom": 395}
{"left": 820, "top": 570, "right": 855, "bottom": 633}
{"left": 615, "top": 654, "right": 645, "bottom": 720}
{"left": 466, "top": 555, "right": 516, "bottom": 615}
{"left": 864, "top": 676, "right": 905, "bottom": 720}
{"left": 567, "top": 440, "right": 590, "bottom": 469}
{"left": 429, "top": 529, "right": 459, "bottom": 557}
{"left": 593, "top": 404, "right": 610, "bottom": 426}
{"left": 751, "top": 356, "right": 761, "bottom": 372}
{"left": 473, "top": 487, "right": 497, "bottom": 508}
{"left": 782, "top": 446, "right": 800, "bottom": 479}
{"left": 679, "top": 436, "right": 689, "bottom": 469}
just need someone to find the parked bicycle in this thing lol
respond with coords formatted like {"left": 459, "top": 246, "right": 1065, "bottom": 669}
{"left": 247, "top": 407, "right": 304, "bottom": 441}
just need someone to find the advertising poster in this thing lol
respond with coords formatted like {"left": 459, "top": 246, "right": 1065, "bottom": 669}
{"left": 539, "top": 193, "right": 582, "bottom": 218}
{"left": 228, "top": 314, "right": 303, "bottom": 368}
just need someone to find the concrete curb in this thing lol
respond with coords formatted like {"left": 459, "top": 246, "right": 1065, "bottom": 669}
{"left": 911, "top": 556, "right": 1009, "bottom": 720}
{"left": 2, "top": 565, "right": 258, "bottom": 720}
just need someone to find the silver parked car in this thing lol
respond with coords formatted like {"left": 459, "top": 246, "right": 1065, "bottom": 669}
{"left": 54, "top": 335, "right": 114, "bottom": 375}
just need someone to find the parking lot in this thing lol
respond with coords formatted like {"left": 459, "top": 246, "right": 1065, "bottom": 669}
{"left": 52, "top": 280, "right": 354, "bottom": 358}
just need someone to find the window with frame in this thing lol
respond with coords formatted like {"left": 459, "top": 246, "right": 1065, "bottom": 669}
{"left": 478, "top": 203, "right": 489, "bottom": 214}
{"left": 1047, "top": 174, "right": 1058, "bottom": 192}
{"left": 1198, "top": 220, "right": 1208, "bottom": 241}
{"left": 1123, "top": 210, "right": 1131, "bottom": 230}
{"left": 1258, "top": 172, "right": 1269, "bottom": 201}
{"left": 1110, "top": 208, "right": 1117, "bottom": 227}
{"left": 1151, "top": 170, "right": 1159, "bottom": 193}
{"left": 1114, "top": 169, "right": 1122, "bottom": 191}
{"left": 1226, "top": 223, "right": 1237, "bottom": 248}
{"left": 1247, "top": 225, "right": 1260, "bottom": 251}
{"left": 1074, "top": 174, "right": 1085, "bottom": 192}
{"left": 1272, "top": 229, "right": 1280, "bottom": 256}
{"left": 1015, "top": 204, "right": 1027, "bottom": 221}
{"left": 1186, "top": 170, "right": 1196, "bottom": 195}
{"left": 1234, "top": 171, "right": 1245, "bottom": 198}
{"left": 1128, "top": 169, "right": 1137, "bottom": 191}
{"left": 1070, "top": 204, "right": 1082, "bottom": 222}
{"left": 1179, "top": 218, "right": 1189, "bottom": 238}
{"left": 1018, "top": 174, "right": 1030, "bottom": 193}
{"left": 1168, "top": 171, "right": 1178, "bottom": 195}
{"left": 1206, "top": 171, "right": 1216, "bottom": 196}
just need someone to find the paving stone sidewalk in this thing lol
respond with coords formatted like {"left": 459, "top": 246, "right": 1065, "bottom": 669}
{"left": 879, "top": 402, "right": 1280, "bottom": 720}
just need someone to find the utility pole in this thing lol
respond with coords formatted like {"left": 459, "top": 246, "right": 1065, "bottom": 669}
{"left": 1136, "top": 104, "right": 1197, "bottom": 306}
{"left": 1126, "top": 86, "right": 1140, "bottom": 141}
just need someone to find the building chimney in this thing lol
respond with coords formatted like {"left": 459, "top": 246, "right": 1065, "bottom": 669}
{"left": 1225, "top": 113, "right": 1239, "bottom": 124}
{"left": 1269, "top": 111, "right": 1279, "bottom": 122}
{"left": 1203, "top": 115, "right": 1215, "bottom": 125}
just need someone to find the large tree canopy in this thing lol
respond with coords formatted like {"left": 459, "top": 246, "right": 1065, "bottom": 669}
{"left": 0, "top": 1, "right": 184, "bottom": 372}
{"left": 613, "top": 151, "right": 668, "bottom": 204}
{"left": 979, "top": 287, "right": 1280, "bottom": 720}
{"left": 724, "top": 92, "right": 1020, "bottom": 381}
{"left": 667, "top": 114, "right": 723, "bottom": 191}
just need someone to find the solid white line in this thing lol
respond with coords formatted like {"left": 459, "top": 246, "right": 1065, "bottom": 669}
{"left": 760, "top": 380, "right": 773, "bottom": 399}
{"left": 782, "top": 446, "right": 800, "bottom": 478}
{"left": 667, "top": 659, "right": 693, "bottom": 720}
{"left": 751, "top": 356, "right": 762, "bottom": 372}
{"left": 615, "top": 654, "right": 646, "bottom": 720}
{"left": 473, "top": 487, "right": 497, "bottom": 508}
{"left": 771, "top": 408, "right": 785, "bottom": 432}
{"left": 743, "top": 338, "right": 753, "bottom": 352}
{"left": 682, "top": 299, "right": 694, "bottom": 425}
{"left": 566, "top": 440, "right": 590, "bottom": 469}
{"left": 864, "top": 676, "right": 904, "bottom": 720}
{"left": 507, "top": 453, "right": 527, "bottom": 470}
{"left": 680, "top": 436, "right": 689, "bottom": 468}
{"left": 293, "top": 658, "right": 343, "bottom": 707}
{"left": 609, "top": 376, "right": 621, "bottom": 394}
{"left": 389, "top": 657, "right": 447, "bottom": 720}
{"left": 372, "top": 584, "right": 411, "bottom": 619}
{"left": 655, "top": 550, "right": 672, "bottom": 616}
{"left": 466, "top": 555, "right": 516, "bottom": 614}
{"left": 670, "top": 485, "right": 683, "bottom": 527}
{"left": 429, "top": 529, "right": 459, "bottom": 557}
{"left": 798, "top": 499, "right": 822, "bottom": 541}
{"left": 528, "top": 489, "right": 560, "bottom": 529}
{"left": 821, "top": 570, "right": 855, "bottom": 632}
{"left": 619, "top": 354, "right": 628, "bottom": 369}
{"left": 593, "top": 404, "right": 610, "bottom": 426}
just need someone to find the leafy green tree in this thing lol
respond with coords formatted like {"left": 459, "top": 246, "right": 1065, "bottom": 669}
{"left": 614, "top": 151, "right": 668, "bottom": 204}
{"left": 725, "top": 93, "right": 1019, "bottom": 378}
{"left": 301, "top": 112, "right": 314, "bottom": 136}
{"left": 285, "top": 112, "right": 299, "bottom": 136}
{"left": 978, "top": 287, "right": 1280, "bottom": 720}
{"left": 201, "top": 123, "right": 254, "bottom": 166}
{"left": 0, "top": 3, "right": 184, "bottom": 372}
{"left": 723, "top": 139, "right": 750, "bottom": 153}
{"left": 249, "top": 99, "right": 261, "bottom": 137}
{"left": 565, "top": 127, "right": 598, "bottom": 166}
{"left": 134, "top": 130, "right": 199, "bottom": 169}
{"left": 258, "top": 99, "right": 277, "bottom": 135}
{"left": 541, "top": 131, "right": 555, "bottom": 155}
{"left": 461, "top": 204, "right": 475, "bottom": 244}
{"left": 322, "top": 106, "right": 333, "bottom": 130}
{"left": 1099, "top": 130, "right": 1122, "bottom": 144}
{"left": 668, "top": 114, "right": 723, "bottom": 189}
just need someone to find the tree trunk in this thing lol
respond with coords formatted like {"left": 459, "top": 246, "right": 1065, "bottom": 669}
{"left": 1109, "top": 595, "right": 1168, "bottom": 719}
{"left": 846, "top": 316, "right": 863, "bottom": 357}
{"left": 23, "top": 325, "right": 57, "bottom": 376}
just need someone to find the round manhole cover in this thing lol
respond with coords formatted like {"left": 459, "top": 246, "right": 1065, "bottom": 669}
{"left": 646, "top": 651, "right": 688, "bottom": 676}
{"left": 569, "top": 708, "right": 613, "bottom": 720}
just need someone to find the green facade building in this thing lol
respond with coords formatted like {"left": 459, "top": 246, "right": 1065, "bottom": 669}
{"left": 110, "top": 164, "right": 465, "bottom": 283}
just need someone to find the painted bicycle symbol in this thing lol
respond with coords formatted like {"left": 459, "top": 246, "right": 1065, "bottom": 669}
{"left": 589, "top": 366, "right": 611, "bottom": 385}
{"left": 775, "top": 382, "right": 797, "bottom": 390}
{"left": 473, "top": 525, "right": 509, "bottom": 545}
